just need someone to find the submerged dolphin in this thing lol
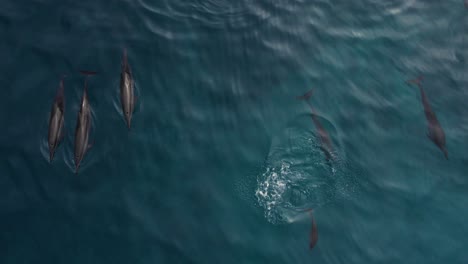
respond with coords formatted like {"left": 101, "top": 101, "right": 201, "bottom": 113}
{"left": 308, "top": 209, "right": 318, "bottom": 250}
{"left": 297, "top": 90, "right": 335, "bottom": 161}
{"left": 407, "top": 76, "right": 448, "bottom": 159}
{"left": 120, "top": 49, "right": 135, "bottom": 129}
{"left": 74, "top": 70, "right": 96, "bottom": 173}
{"left": 48, "top": 75, "right": 66, "bottom": 162}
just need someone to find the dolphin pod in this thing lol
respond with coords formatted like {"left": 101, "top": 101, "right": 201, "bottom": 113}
{"left": 42, "top": 48, "right": 453, "bottom": 251}
{"left": 407, "top": 76, "right": 448, "bottom": 159}
{"left": 45, "top": 49, "right": 135, "bottom": 173}
{"left": 297, "top": 76, "right": 450, "bottom": 249}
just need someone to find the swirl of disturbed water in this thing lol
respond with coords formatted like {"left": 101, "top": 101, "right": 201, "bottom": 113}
{"left": 255, "top": 114, "right": 356, "bottom": 224}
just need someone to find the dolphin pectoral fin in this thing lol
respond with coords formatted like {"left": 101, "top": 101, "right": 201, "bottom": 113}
{"left": 87, "top": 140, "right": 94, "bottom": 150}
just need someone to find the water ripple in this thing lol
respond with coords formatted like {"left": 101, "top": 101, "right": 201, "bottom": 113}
{"left": 138, "top": 0, "right": 271, "bottom": 31}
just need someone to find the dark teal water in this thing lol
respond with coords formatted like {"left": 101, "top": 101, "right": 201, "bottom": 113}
{"left": 2, "top": 0, "right": 468, "bottom": 263}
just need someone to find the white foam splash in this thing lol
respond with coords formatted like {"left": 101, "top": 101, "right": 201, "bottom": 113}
{"left": 255, "top": 163, "right": 290, "bottom": 222}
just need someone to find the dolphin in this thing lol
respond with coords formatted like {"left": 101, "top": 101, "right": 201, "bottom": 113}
{"left": 307, "top": 209, "right": 318, "bottom": 250}
{"left": 120, "top": 48, "right": 135, "bottom": 129}
{"left": 48, "top": 75, "right": 66, "bottom": 162}
{"left": 297, "top": 90, "right": 335, "bottom": 162}
{"left": 407, "top": 76, "right": 448, "bottom": 159}
{"left": 74, "top": 70, "right": 97, "bottom": 173}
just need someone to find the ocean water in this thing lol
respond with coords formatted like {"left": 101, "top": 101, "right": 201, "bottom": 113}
{"left": 2, "top": 0, "right": 468, "bottom": 263}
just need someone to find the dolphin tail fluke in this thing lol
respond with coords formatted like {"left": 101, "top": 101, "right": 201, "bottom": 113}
{"left": 406, "top": 75, "right": 424, "bottom": 86}
{"left": 296, "top": 90, "right": 313, "bottom": 101}
{"left": 79, "top": 71, "right": 97, "bottom": 91}
{"left": 79, "top": 70, "right": 98, "bottom": 76}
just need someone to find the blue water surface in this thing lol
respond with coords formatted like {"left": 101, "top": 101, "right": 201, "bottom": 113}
{"left": 2, "top": 0, "right": 468, "bottom": 263}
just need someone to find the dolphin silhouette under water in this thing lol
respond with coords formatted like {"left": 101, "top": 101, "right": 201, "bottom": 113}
{"left": 74, "top": 70, "right": 97, "bottom": 173}
{"left": 307, "top": 209, "right": 318, "bottom": 250}
{"left": 48, "top": 75, "right": 66, "bottom": 162}
{"left": 297, "top": 90, "right": 335, "bottom": 162}
{"left": 407, "top": 76, "right": 448, "bottom": 159}
{"left": 120, "top": 48, "right": 135, "bottom": 130}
